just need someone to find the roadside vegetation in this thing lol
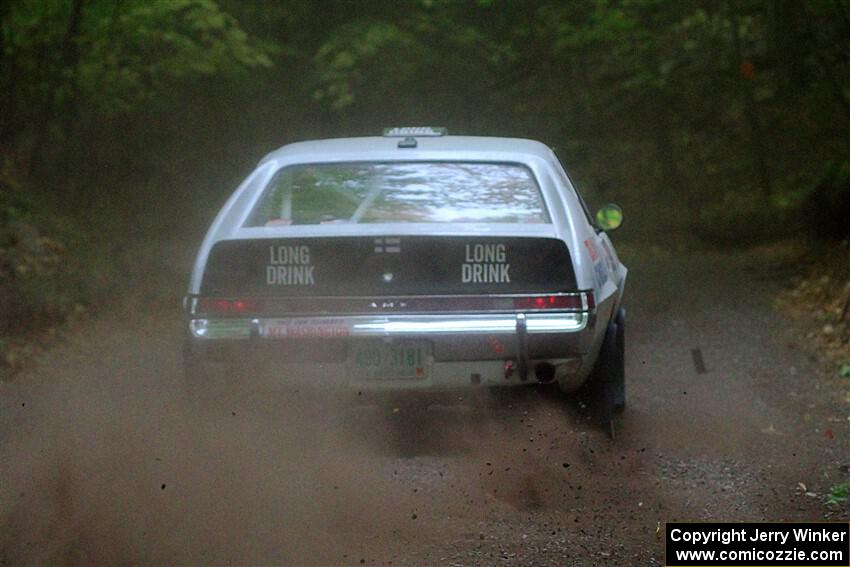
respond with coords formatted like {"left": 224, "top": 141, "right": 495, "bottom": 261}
{"left": 0, "top": 0, "right": 848, "bottom": 377}
{"left": 778, "top": 240, "right": 850, "bottom": 373}
{"left": 773, "top": 238, "right": 849, "bottom": 513}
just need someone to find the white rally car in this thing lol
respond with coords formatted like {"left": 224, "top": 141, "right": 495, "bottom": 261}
{"left": 184, "top": 128, "right": 627, "bottom": 418}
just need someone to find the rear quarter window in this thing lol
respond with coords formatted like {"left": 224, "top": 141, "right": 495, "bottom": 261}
{"left": 245, "top": 161, "right": 550, "bottom": 226}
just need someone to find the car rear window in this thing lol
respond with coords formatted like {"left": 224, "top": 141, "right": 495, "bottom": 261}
{"left": 244, "top": 162, "right": 549, "bottom": 226}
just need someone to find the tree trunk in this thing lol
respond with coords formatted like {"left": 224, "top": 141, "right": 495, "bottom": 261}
{"left": 798, "top": 3, "right": 850, "bottom": 125}
{"left": 771, "top": 0, "right": 807, "bottom": 88}
{"left": 29, "top": 0, "right": 86, "bottom": 180}
{"left": 0, "top": 0, "right": 13, "bottom": 145}
{"left": 730, "top": 7, "right": 772, "bottom": 199}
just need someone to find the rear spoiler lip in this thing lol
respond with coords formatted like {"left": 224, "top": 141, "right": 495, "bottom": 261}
{"left": 184, "top": 291, "right": 596, "bottom": 317}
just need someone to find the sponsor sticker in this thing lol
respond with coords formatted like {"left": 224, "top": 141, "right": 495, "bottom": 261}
{"left": 266, "top": 244, "right": 316, "bottom": 286}
{"left": 374, "top": 237, "right": 401, "bottom": 253}
{"left": 599, "top": 238, "right": 618, "bottom": 274}
{"left": 593, "top": 261, "right": 608, "bottom": 288}
{"left": 584, "top": 238, "right": 599, "bottom": 262}
{"left": 261, "top": 318, "right": 350, "bottom": 338}
{"left": 462, "top": 243, "right": 511, "bottom": 284}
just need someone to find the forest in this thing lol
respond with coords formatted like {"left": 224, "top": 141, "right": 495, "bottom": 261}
{"left": 0, "top": 0, "right": 848, "bottom": 370}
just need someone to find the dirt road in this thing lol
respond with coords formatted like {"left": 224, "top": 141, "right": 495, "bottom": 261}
{"left": 1, "top": 248, "right": 847, "bottom": 565}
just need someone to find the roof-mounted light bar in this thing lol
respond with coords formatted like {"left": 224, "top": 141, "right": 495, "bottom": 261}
{"left": 383, "top": 126, "right": 447, "bottom": 137}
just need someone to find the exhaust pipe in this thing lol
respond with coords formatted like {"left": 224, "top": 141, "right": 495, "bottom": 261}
{"left": 535, "top": 362, "right": 556, "bottom": 384}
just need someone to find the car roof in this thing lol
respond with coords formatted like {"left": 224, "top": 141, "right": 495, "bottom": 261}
{"left": 259, "top": 135, "right": 555, "bottom": 165}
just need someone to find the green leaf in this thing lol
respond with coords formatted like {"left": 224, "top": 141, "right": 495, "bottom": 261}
{"left": 826, "top": 483, "right": 849, "bottom": 506}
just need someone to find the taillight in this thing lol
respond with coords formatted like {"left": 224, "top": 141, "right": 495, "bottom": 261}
{"left": 197, "top": 298, "right": 261, "bottom": 314}
{"left": 512, "top": 293, "right": 593, "bottom": 311}
{"left": 232, "top": 299, "right": 257, "bottom": 313}
{"left": 194, "top": 293, "right": 593, "bottom": 315}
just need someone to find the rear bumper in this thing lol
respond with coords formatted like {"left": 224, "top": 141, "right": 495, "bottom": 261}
{"left": 186, "top": 311, "right": 596, "bottom": 388}
{"left": 189, "top": 312, "right": 588, "bottom": 339}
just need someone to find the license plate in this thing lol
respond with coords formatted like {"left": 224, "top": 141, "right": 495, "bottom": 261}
{"left": 348, "top": 341, "right": 431, "bottom": 381}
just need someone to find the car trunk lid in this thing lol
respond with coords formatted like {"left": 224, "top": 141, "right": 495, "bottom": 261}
{"left": 200, "top": 235, "right": 577, "bottom": 298}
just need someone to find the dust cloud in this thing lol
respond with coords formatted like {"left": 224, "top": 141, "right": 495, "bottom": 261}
{"left": 0, "top": 324, "right": 594, "bottom": 565}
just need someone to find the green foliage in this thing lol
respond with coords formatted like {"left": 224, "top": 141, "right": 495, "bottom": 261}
{"left": 77, "top": 0, "right": 274, "bottom": 113}
{"left": 313, "top": 21, "right": 420, "bottom": 110}
{"left": 3, "top": 0, "right": 273, "bottom": 117}
{"left": 0, "top": 161, "right": 81, "bottom": 337}
{"left": 0, "top": 156, "right": 185, "bottom": 374}
{"left": 310, "top": 11, "right": 503, "bottom": 115}
{"left": 826, "top": 482, "right": 849, "bottom": 506}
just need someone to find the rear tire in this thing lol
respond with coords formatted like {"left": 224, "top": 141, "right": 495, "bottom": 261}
{"left": 612, "top": 308, "right": 626, "bottom": 413}
{"left": 584, "top": 307, "right": 626, "bottom": 424}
